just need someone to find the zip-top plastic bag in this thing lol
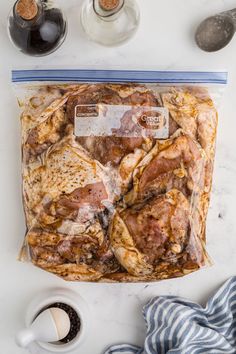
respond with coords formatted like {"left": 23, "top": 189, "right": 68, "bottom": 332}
{"left": 12, "top": 69, "right": 227, "bottom": 282}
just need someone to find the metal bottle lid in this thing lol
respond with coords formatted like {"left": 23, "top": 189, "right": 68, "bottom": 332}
{"left": 16, "top": 0, "right": 38, "bottom": 20}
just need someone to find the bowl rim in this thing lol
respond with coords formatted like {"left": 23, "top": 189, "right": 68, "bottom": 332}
{"left": 25, "top": 288, "right": 89, "bottom": 353}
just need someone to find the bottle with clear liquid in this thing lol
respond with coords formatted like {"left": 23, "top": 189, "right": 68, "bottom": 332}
{"left": 81, "top": 0, "right": 140, "bottom": 46}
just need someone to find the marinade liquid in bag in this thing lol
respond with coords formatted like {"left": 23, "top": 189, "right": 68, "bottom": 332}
{"left": 12, "top": 69, "right": 227, "bottom": 282}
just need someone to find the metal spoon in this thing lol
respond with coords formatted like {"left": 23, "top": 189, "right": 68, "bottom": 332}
{"left": 195, "top": 9, "right": 236, "bottom": 52}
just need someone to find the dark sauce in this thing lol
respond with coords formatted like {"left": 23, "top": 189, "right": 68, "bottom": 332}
{"left": 9, "top": 1, "right": 67, "bottom": 56}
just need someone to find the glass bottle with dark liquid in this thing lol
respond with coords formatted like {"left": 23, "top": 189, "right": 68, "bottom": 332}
{"left": 8, "top": 0, "right": 67, "bottom": 56}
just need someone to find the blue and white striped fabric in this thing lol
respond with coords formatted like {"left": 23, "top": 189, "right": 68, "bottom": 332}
{"left": 105, "top": 277, "right": 236, "bottom": 354}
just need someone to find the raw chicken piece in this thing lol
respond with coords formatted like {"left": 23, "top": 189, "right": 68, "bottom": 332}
{"left": 110, "top": 189, "right": 206, "bottom": 278}
{"left": 162, "top": 87, "right": 217, "bottom": 159}
{"left": 23, "top": 126, "right": 114, "bottom": 228}
{"left": 126, "top": 130, "right": 206, "bottom": 203}
{"left": 162, "top": 87, "right": 218, "bottom": 233}
{"left": 25, "top": 108, "right": 67, "bottom": 161}
{"left": 27, "top": 223, "right": 120, "bottom": 281}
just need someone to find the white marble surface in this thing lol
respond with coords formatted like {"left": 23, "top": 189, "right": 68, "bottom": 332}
{"left": 1, "top": 0, "right": 236, "bottom": 353}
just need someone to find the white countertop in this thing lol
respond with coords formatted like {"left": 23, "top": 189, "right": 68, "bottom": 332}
{"left": 1, "top": 1, "right": 236, "bottom": 353}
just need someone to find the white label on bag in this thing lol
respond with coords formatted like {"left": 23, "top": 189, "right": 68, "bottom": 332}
{"left": 74, "top": 104, "right": 169, "bottom": 139}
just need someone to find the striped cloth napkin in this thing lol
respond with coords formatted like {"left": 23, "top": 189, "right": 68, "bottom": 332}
{"left": 105, "top": 277, "right": 236, "bottom": 354}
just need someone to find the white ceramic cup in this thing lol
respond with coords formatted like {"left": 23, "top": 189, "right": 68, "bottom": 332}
{"left": 23, "top": 288, "right": 89, "bottom": 354}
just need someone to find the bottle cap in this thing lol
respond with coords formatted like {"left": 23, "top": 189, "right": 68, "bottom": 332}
{"left": 99, "top": 0, "right": 120, "bottom": 11}
{"left": 16, "top": 0, "right": 38, "bottom": 20}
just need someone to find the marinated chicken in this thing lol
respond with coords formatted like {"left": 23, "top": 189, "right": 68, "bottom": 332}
{"left": 110, "top": 189, "right": 205, "bottom": 279}
{"left": 19, "top": 83, "right": 217, "bottom": 282}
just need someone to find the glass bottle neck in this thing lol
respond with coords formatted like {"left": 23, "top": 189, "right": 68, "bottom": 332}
{"left": 13, "top": 0, "right": 44, "bottom": 28}
{"left": 93, "top": 0, "right": 125, "bottom": 20}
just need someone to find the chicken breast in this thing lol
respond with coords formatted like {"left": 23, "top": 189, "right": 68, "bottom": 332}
{"left": 23, "top": 125, "right": 114, "bottom": 228}
{"left": 110, "top": 189, "right": 207, "bottom": 278}
{"left": 26, "top": 224, "right": 120, "bottom": 281}
{"left": 162, "top": 87, "right": 217, "bottom": 158}
{"left": 126, "top": 130, "right": 206, "bottom": 203}
{"left": 162, "top": 87, "right": 218, "bottom": 232}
